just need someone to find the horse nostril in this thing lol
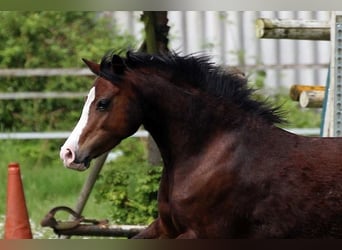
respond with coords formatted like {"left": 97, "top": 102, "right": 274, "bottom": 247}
{"left": 65, "top": 149, "right": 71, "bottom": 158}
{"left": 60, "top": 147, "right": 76, "bottom": 166}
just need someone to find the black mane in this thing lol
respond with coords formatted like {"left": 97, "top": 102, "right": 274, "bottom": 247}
{"left": 100, "top": 50, "right": 286, "bottom": 124}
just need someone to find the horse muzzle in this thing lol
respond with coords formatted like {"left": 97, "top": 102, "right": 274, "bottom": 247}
{"left": 60, "top": 147, "right": 90, "bottom": 171}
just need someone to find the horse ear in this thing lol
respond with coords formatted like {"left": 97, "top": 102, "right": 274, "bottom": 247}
{"left": 111, "top": 55, "right": 126, "bottom": 75}
{"left": 82, "top": 58, "right": 100, "bottom": 75}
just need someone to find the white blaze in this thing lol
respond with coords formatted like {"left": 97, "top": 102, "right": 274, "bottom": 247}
{"left": 60, "top": 87, "right": 96, "bottom": 166}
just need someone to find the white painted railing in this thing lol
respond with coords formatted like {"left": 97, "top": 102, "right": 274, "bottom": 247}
{"left": 0, "top": 129, "right": 319, "bottom": 140}
{"left": 0, "top": 130, "right": 149, "bottom": 140}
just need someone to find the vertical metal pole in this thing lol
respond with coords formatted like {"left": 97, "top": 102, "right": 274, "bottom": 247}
{"left": 274, "top": 11, "right": 281, "bottom": 88}
{"left": 181, "top": 11, "right": 188, "bottom": 54}
{"left": 311, "top": 11, "right": 320, "bottom": 85}
{"left": 293, "top": 11, "right": 300, "bottom": 84}
{"left": 322, "top": 12, "right": 336, "bottom": 137}
{"left": 219, "top": 11, "right": 227, "bottom": 65}
{"left": 333, "top": 14, "right": 342, "bottom": 136}
{"left": 237, "top": 11, "right": 245, "bottom": 67}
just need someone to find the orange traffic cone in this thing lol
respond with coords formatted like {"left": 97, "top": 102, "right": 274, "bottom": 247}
{"left": 4, "top": 162, "right": 33, "bottom": 239}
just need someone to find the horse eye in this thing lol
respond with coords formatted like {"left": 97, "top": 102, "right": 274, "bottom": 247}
{"left": 96, "top": 99, "right": 110, "bottom": 111}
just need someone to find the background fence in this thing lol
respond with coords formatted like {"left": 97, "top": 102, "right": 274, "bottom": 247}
{"left": 111, "top": 11, "right": 331, "bottom": 89}
{"left": 1, "top": 11, "right": 332, "bottom": 90}
{"left": 1, "top": 11, "right": 331, "bottom": 139}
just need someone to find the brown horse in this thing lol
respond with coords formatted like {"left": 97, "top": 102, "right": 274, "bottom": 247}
{"left": 60, "top": 51, "right": 342, "bottom": 238}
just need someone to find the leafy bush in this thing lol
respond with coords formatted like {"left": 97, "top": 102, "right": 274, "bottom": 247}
{"left": 0, "top": 11, "right": 136, "bottom": 132}
{"left": 95, "top": 138, "right": 162, "bottom": 225}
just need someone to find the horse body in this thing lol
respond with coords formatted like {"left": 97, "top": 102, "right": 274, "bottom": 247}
{"left": 136, "top": 120, "right": 342, "bottom": 238}
{"left": 60, "top": 51, "right": 342, "bottom": 238}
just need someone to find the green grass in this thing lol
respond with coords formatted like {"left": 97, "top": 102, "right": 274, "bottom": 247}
{"left": 0, "top": 139, "right": 114, "bottom": 238}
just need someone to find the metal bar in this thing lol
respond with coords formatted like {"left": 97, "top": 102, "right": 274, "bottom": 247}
{"left": 0, "top": 68, "right": 92, "bottom": 77}
{"left": 255, "top": 11, "right": 262, "bottom": 66}
{"left": 293, "top": 12, "right": 301, "bottom": 84}
{"left": 322, "top": 11, "right": 340, "bottom": 137}
{"left": 181, "top": 11, "right": 188, "bottom": 54}
{"left": 0, "top": 92, "right": 87, "bottom": 100}
{"left": 0, "top": 131, "right": 149, "bottom": 140}
{"left": 0, "top": 129, "right": 320, "bottom": 140}
{"left": 312, "top": 11, "right": 320, "bottom": 85}
{"left": 274, "top": 12, "right": 281, "bottom": 88}
{"left": 0, "top": 132, "right": 71, "bottom": 140}
{"left": 219, "top": 11, "right": 227, "bottom": 64}
{"left": 284, "top": 128, "right": 320, "bottom": 135}
{"left": 54, "top": 224, "right": 146, "bottom": 238}
{"left": 333, "top": 14, "right": 342, "bottom": 136}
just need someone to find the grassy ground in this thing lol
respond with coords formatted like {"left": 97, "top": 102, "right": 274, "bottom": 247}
{"left": 0, "top": 139, "right": 114, "bottom": 239}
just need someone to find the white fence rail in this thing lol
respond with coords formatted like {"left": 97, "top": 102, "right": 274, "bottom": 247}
{"left": 0, "top": 131, "right": 149, "bottom": 140}
{"left": 0, "top": 68, "right": 91, "bottom": 77}
{"left": 0, "top": 92, "right": 87, "bottom": 100}
{"left": 0, "top": 129, "right": 319, "bottom": 140}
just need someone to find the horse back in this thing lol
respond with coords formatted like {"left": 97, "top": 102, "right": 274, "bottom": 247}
{"left": 241, "top": 129, "right": 342, "bottom": 238}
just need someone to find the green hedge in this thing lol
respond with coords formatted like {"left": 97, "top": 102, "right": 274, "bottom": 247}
{"left": 0, "top": 11, "right": 136, "bottom": 132}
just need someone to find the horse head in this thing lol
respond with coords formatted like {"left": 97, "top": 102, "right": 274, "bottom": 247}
{"left": 59, "top": 54, "right": 143, "bottom": 171}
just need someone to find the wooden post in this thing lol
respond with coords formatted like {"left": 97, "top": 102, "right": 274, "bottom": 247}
{"left": 289, "top": 84, "right": 325, "bottom": 101}
{"left": 140, "top": 11, "right": 170, "bottom": 54}
{"left": 299, "top": 90, "right": 325, "bottom": 108}
{"left": 256, "top": 18, "right": 330, "bottom": 40}
{"left": 73, "top": 153, "right": 109, "bottom": 215}
{"left": 140, "top": 11, "right": 170, "bottom": 165}
{"left": 62, "top": 152, "right": 109, "bottom": 239}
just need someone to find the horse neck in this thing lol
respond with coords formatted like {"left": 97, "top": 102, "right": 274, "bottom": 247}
{"left": 134, "top": 75, "right": 243, "bottom": 166}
